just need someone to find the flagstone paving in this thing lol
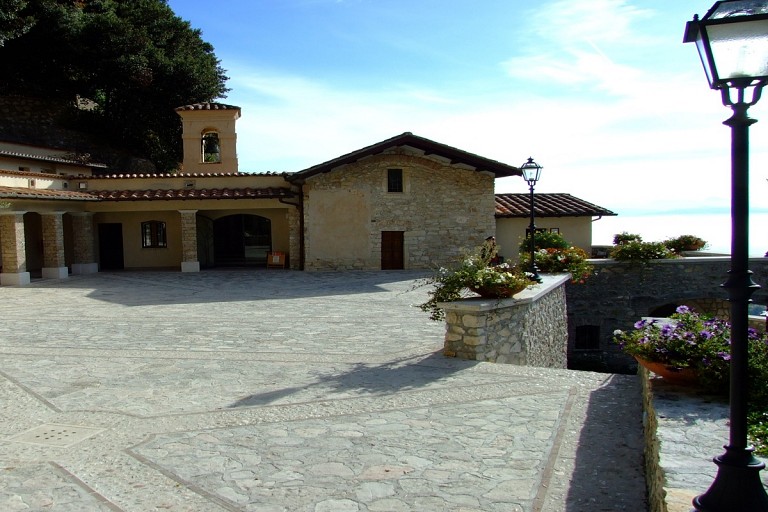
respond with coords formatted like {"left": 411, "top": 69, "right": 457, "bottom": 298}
{"left": 0, "top": 269, "right": 646, "bottom": 511}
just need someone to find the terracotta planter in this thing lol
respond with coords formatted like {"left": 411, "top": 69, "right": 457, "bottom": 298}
{"left": 469, "top": 283, "right": 526, "bottom": 299}
{"left": 635, "top": 357, "right": 698, "bottom": 385}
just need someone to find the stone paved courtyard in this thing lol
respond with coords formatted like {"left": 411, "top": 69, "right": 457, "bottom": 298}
{"left": 0, "top": 269, "right": 646, "bottom": 511}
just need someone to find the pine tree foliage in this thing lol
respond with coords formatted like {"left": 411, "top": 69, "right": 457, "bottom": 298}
{"left": 0, "top": 0, "right": 229, "bottom": 171}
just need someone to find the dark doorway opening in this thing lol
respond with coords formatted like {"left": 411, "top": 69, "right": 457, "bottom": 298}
{"left": 213, "top": 214, "right": 271, "bottom": 266}
{"left": 381, "top": 231, "right": 404, "bottom": 270}
{"left": 98, "top": 223, "right": 124, "bottom": 270}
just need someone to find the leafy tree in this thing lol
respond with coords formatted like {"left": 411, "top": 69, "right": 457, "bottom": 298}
{"left": 0, "top": 0, "right": 229, "bottom": 171}
{"left": 0, "top": 0, "right": 36, "bottom": 46}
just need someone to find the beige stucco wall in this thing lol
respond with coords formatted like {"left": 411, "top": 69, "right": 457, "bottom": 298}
{"left": 88, "top": 202, "right": 294, "bottom": 269}
{"left": 302, "top": 150, "right": 496, "bottom": 270}
{"left": 306, "top": 189, "right": 371, "bottom": 262}
{"left": 495, "top": 216, "right": 594, "bottom": 263}
{"left": 78, "top": 173, "right": 288, "bottom": 192}
{"left": 0, "top": 173, "right": 72, "bottom": 190}
{"left": 94, "top": 210, "right": 183, "bottom": 269}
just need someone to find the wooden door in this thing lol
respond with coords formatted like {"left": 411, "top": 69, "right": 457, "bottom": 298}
{"left": 381, "top": 231, "right": 404, "bottom": 270}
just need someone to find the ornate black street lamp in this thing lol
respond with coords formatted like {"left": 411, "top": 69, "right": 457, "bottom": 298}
{"left": 520, "top": 157, "right": 542, "bottom": 283}
{"left": 684, "top": 2, "right": 768, "bottom": 510}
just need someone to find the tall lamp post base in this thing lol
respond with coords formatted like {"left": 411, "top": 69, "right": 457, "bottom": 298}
{"left": 693, "top": 448, "right": 768, "bottom": 511}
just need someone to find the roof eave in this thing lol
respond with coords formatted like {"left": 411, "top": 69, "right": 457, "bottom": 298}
{"left": 288, "top": 132, "right": 520, "bottom": 181}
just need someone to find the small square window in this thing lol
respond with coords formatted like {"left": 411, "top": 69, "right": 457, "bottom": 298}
{"left": 575, "top": 325, "right": 601, "bottom": 350}
{"left": 141, "top": 220, "right": 167, "bottom": 248}
{"left": 387, "top": 168, "right": 403, "bottom": 193}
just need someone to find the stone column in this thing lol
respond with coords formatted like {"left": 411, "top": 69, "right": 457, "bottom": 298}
{"left": 179, "top": 210, "right": 200, "bottom": 272}
{"left": 0, "top": 211, "right": 31, "bottom": 286}
{"left": 41, "top": 212, "right": 68, "bottom": 279}
{"left": 287, "top": 206, "right": 301, "bottom": 270}
{"left": 70, "top": 212, "right": 98, "bottom": 274}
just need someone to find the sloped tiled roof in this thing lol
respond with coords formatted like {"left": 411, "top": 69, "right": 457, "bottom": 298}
{"left": 289, "top": 132, "right": 521, "bottom": 180}
{"left": 82, "top": 171, "right": 279, "bottom": 179}
{"left": 174, "top": 102, "right": 241, "bottom": 112}
{"left": 90, "top": 187, "right": 295, "bottom": 201}
{"left": 0, "top": 186, "right": 100, "bottom": 201}
{"left": 0, "top": 149, "right": 108, "bottom": 168}
{"left": 0, "top": 168, "right": 67, "bottom": 179}
{"left": 495, "top": 193, "right": 617, "bottom": 218}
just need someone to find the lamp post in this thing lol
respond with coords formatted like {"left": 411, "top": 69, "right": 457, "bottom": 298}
{"left": 520, "top": 157, "right": 542, "bottom": 283}
{"left": 684, "top": 2, "right": 768, "bottom": 510}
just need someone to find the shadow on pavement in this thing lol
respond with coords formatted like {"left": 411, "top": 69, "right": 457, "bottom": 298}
{"left": 566, "top": 374, "right": 648, "bottom": 511}
{"left": 39, "top": 269, "right": 435, "bottom": 306}
{"left": 228, "top": 351, "right": 477, "bottom": 407}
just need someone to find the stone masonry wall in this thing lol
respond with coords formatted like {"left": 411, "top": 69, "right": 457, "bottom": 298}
{"left": 441, "top": 275, "right": 570, "bottom": 368}
{"left": 565, "top": 257, "right": 768, "bottom": 373}
{"left": 0, "top": 212, "right": 26, "bottom": 271}
{"left": 303, "top": 150, "right": 496, "bottom": 270}
{"left": 287, "top": 206, "right": 301, "bottom": 270}
{"left": 179, "top": 211, "right": 198, "bottom": 263}
{"left": 41, "top": 213, "right": 65, "bottom": 267}
{"left": 70, "top": 213, "right": 95, "bottom": 264}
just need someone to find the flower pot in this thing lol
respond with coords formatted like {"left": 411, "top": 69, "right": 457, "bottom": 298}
{"left": 469, "top": 283, "right": 526, "bottom": 299}
{"left": 634, "top": 357, "right": 698, "bottom": 385}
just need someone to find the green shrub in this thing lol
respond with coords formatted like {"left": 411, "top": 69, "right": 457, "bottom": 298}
{"left": 610, "top": 240, "right": 676, "bottom": 261}
{"left": 663, "top": 234, "right": 708, "bottom": 253}
{"left": 517, "top": 231, "right": 592, "bottom": 283}
{"left": 613, "top": 232, "right": 642, "bottom": 245}
{"left": 517, "top": 231, "right": 570, "bottom": 254}
{"left": 519, "top": 246, "right": 594, "bottom": 283}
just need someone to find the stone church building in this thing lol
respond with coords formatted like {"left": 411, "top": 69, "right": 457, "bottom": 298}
{"left": 0, "top": 103, "right": 535, "bottom": 285}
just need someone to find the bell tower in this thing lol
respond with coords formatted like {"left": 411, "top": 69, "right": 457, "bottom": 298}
{"left": 175, "top": 103, "right": 241, "bottom": 173}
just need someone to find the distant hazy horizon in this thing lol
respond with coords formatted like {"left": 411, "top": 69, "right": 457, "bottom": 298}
{"left": 591, "top": 212, "right": 768, "bottom": 258}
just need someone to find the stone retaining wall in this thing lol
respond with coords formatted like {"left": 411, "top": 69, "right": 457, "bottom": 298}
{"left": 439, "top": 274, "right": 570, "bottom": 368}
{"left": 640, "top": 367, "right": 667, "bottom": 512}
{"left": 566, "top": 257, "right": 768, "bottom": 373}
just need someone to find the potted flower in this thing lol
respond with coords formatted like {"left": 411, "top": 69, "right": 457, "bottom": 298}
{"left": 517, "top": 232, "right": 594, "bottom": 283}
{"left": 663, "top": 234, "right": 708, "bottom": 253}
{"left": 613, "top": 305, "right": 733, "bottom": 388}
{"left": 613, "top": 306, "right": 768, "bottom": 453}
{"left": 416, "top": 244, "right": 537, "bottom": 321}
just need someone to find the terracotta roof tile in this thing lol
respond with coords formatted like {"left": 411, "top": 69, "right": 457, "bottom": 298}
{"left": 0, "top": 149, "right": 108, "bottom": 168}
{"left": 495, "top": 193, "right": 617, "bottom": 218}
{"left": 0, "top": 186, "right": 100, "bottom": 201}
{"left": 174, "top": 102, "right": 241, "bottom": 111}
{"left": 90, "top": 187, "right": 296, "bottom": 201}
{"left": 0, "top": 168, "right": 67, "bottom": 179}
{"left": 83, "top": 171, "right": 284, "bottom": 179}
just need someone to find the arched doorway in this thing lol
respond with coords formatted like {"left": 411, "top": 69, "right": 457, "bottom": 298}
{"left": 213, "top": 214, "right": 272, "bottom": 266}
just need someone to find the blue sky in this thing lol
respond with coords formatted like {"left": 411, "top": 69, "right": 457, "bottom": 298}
{"left": 166, "top": 0, "right": 768, "bottom": 250}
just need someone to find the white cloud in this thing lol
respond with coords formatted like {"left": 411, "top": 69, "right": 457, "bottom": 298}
{"left": 531, "top": 0, "right": 654, "bottom": 46}
{"left": 220, "top": 1, "right": 768, "bottom": 219}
